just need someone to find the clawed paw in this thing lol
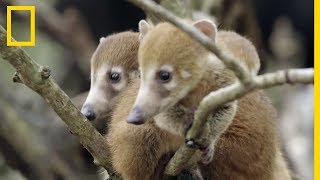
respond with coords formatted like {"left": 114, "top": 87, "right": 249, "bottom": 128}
{"left": 200, "top": 145, "right": 214, "bottom": 165}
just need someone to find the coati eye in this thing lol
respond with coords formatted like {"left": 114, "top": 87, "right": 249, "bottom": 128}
{"left": 109, "top": 72, "right": 121, "bottom": 83}
{"left": 158, "top": 71, "right": 171, "bottom": 83}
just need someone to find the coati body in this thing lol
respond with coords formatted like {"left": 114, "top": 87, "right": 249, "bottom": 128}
{"left": 109, "top": 84, "right": 290, "bottom": 180}
{"left": 108, "top": 20, "right": 291, "bottom": 179}
{"left": 81, "top": 31, "right": 140, "bottom": 124}
{"left": 81, "top": 31, "right": 197, "bottom": 179}
{"left": 107, "top": 79, "right": 185, "bottom": 180}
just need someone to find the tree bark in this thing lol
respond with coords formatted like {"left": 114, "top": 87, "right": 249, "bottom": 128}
{"left": 0, "top": 26, "right": 116, "bottom": 176}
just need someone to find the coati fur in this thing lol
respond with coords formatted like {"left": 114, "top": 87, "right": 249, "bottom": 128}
{"left": 81, "top": 31, "right": 196, "bottom": 179}
{"left": 108, "top": 20, "right": 291, "bottom": 180}
{"left": 81, "top": 31, "right": 140, "bottom": 126}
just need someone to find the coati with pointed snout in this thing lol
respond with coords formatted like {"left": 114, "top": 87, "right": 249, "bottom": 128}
{"left": 81, "top": 31, "right": 140, "bottom": 126}
{"left": 80, "top": 31, "right": 196, "bottom": 179}
{"left": 107, "top": 19, "right": 291, "bottom": 179}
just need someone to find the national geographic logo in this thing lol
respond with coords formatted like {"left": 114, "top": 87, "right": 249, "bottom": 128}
{"left": 6, "top": 6, "right": 35, "bottom": 46}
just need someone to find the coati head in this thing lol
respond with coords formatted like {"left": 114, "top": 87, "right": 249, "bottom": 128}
{"left": 127, "top": 20, "right": 218, "bottom": 124}
{"left": 127, "top": 19, "right": 260, "bottom": 125}
{"left": 81, "top": 32, "right": 139, "bottom": 121}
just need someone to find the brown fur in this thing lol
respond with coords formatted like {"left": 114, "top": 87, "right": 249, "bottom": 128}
{"left": 200, "top": 91, "right": 278, "bottom": 179}
{"left": 216, "top": 31, "right": 260, "bottom": 74}
{"left": 107, "top": 79, "right": 184, "bottom": 180}
{"left": 131, "top": 22, "right": 261, "bottom": 122}
{"left": 107, "top": 21, "right": 291, "bottom": 179}
{"left": 92, "top": 32, "right": 139, "bottom": 72}
{"left": 82, "top": 31, "right": 140, "bottom": 122}
{"left": 107, "top": 87, "right": 289, "bottom": 179}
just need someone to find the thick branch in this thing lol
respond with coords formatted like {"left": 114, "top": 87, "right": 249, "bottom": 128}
{"left": 128, "top": 0, "right": 251, "bottom": 83}
{"left": 3, "top": 0, "right": 96, "bottom": 74}
{"left": 0, "top": 26, "right": 115, "bottom": 174}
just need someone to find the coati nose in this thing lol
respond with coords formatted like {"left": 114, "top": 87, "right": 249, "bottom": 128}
{"left": 127, "top": 106, "right": 144, "bottom": 125}
{"left": 81, "top": 104, "right": 96, "bottom": 121}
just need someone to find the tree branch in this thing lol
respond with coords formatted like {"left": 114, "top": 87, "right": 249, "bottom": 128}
{"left": 164, "top": 68, "right": 314, "bottom": 175}
{"left": 128, "top": 0, "right": 252, "bottom": 83}
{"left": 128, "top": 0, "right": 314, "bottom": 176}
{"left": 1, "top": 0, "right": 314, "bottom": 178}
{"left": 3, "top": 0, "right": 96, "bottom": 74}
{"left": 147, "top": 0, "right": 192, "bottom": 23}
{"left": 0, "top": 26, "right": 116, "bottom": 175}
{"left": 189, "top": 68, "right": 314, "bottom": 139}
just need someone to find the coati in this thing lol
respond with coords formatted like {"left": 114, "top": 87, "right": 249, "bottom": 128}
{"left": 108, "top": 19, "right": 291, "bottom": 179}
{"left": 80, "top": 30, "right": 196, "bottom": 179}
{"left": 81, "top": 31, "right": 139, "bottom": 124}
{"left": 127, "top": 20, "right": 255, "bottom": 165}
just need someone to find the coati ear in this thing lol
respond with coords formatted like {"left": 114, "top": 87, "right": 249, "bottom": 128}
{"left": 138, "top": 20, "right": 150, "bottom": 41}
{"left": 192, "top": 20, "right": 217, "bottom": 41}
{"left": 99, "top": 37, "right": 106, "bottom": 43}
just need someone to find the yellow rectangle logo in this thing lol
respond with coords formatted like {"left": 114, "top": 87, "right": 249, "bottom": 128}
{"left": 7, "top": 6, "right": 36, "bottom": 46}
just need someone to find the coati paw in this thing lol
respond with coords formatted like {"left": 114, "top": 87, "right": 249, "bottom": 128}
{"left": 200, "top": 145, "right": 214, "bottom": 165}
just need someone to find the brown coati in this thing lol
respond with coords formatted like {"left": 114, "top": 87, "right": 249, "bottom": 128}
{"left": 108, "top": 19, "right": 291, "bottom": 180}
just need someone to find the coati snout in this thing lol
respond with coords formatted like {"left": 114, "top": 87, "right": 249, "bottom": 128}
{"left": 81, "top": 104, "right": 96, "bottom": 121}
{"left": 81, "top": 31, "right": 139, "bottom": 121}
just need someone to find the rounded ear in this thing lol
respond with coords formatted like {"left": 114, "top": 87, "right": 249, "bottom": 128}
{"left": 192, "top": 19, "right": 217, "bottom": 41}
{"left": 138, "top": 20, "right": 150, "bottom": 41}
{"left": 99, "top": 37, "right": 106, "bottom": 43}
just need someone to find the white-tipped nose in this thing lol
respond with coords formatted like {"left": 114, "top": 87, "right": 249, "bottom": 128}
{"left": 127, "top": 106, "right": 144, "bottom": 125}
{"left": 81, "top": 104, "right": 96, "bottom": 121}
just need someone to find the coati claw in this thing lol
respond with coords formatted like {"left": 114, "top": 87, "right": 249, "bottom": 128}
{"left": 200, "top": 145, "right": 214, "bottom": 165}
